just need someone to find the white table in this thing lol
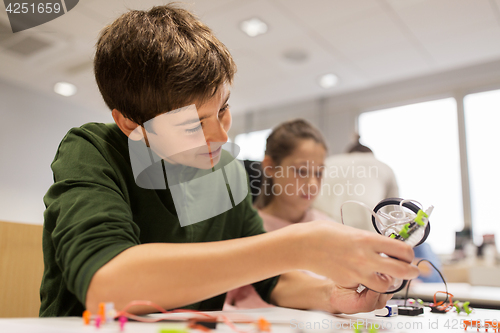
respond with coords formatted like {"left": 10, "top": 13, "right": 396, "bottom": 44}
{"left": 1, "top": 306, "right": 500, "bottom": 332}
{"left": 395, "top": 283, "right": 500, "bottom": 309}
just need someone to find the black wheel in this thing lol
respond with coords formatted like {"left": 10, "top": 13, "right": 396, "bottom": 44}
{"left": 371, "top": 197, "right": 431, "bottom": 247}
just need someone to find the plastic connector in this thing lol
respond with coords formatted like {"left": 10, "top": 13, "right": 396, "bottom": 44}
{"left": 256, "top": 317, "right": 271, "bottom": 332}
{"left": 454, "top": 301, "right": 472, "bottom": 315}
{"left": 414, "top": 210, "right": 428, "bottom": 226}
{"left": 119, "top": 316, "right": 128, "bottom": 331}
{"left": 399, "top": 224, "right": 411, "bottom": 239}
{"left": 375, "top": 305, "right": 398, "bottom": 317}
{"left": 463, "top": 302, "right": 472, "bottom": 315}
{"left": 425, "top": 206, "right": 434, "bottom": 217}
{"left": 159, "top": 327, "right": 190, "bottom": 333}
{"left": 82, "top": 310, "right": 91, "bottom": 325}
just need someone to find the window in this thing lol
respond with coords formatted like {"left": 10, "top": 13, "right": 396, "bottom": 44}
{"left": 234, "top": 129, "right": 272, "bottom": 161}
{"left": 464, "top": 89, "right": 500, "bottom": 250}
{"left": 359, "top": 98, "right": 462, "bottom": 254}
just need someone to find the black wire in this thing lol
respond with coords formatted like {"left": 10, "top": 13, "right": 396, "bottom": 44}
{"left": 403, "top": 258, "right": 448, "bottom": 307}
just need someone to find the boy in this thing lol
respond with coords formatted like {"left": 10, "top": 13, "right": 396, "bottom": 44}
{"left": 39, "top": 4, "right": 418, "bottom": 317}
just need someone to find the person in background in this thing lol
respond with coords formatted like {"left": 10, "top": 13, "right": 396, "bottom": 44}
{"left": 313, "top": 134, "right": 441, "bottom": 282}
{"left": 225, "top": 119, "right": 333, "bottom": 309}
{"left": 313, "top": 134, "right": 399, "bottom": 230}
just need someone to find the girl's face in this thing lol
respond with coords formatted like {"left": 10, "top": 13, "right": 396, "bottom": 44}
{"left": 266, "top": 139, "right": 326, "bottom": 211}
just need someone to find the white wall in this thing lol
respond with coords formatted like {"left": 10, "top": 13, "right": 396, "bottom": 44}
{"left": 231, "top": 58, "right": 500, "bottom": 155}
{"left": 0, "top": 78, "right": 112, "bottom": 224}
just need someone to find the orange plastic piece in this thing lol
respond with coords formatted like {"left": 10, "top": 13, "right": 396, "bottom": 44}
{"left": 256, "top": 317, "right": 271, "bottom": 332}
{"left": 82, "top": 310, "right": 91, "bottom": 325}
{"left": 463, "top": 320, "right": 499, "bottom": 332}
{"left": 485, "top": 321, "right": 499, "bottom": 332}
{"left": 98, "top": 302, "right": 106, "bottom": 322}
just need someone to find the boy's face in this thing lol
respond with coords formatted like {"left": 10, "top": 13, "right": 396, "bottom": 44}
{"left": 138, "top": 84, "right": 232, "bottom": 169}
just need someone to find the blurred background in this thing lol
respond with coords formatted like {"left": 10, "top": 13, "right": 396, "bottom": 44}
{"left": 0, "top": 0, "right": 499, "bottom": 259}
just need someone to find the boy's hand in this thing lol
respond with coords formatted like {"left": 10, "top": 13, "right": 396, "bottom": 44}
{"left": 296, "top": 221, "right": 419, "bottom": 293}
{"left": 328, "top": 283, "right": 393, "bottom": 314}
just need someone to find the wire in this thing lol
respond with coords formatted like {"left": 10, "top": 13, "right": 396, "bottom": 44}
{"left": 113, "top": 300, "right": 258, "bottom": 333}
{"left": 403, "top": 259, "right": 448, "bottom": 307}
{"left": 340, "top": 200, "right": 416, "bottom": 237}
{"left": 400, "top": 199, "right": 422, "bottom": 210}
{"left": 340, "top": 200, "right": 385, "bottom": 227}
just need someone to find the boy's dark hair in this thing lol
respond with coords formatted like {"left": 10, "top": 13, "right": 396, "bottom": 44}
{"left": 94, "top": 4, "right": 236, "bottom": 125}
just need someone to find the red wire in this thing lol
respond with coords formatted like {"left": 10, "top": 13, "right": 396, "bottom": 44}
{"left": 433, "top": 291, "right": 454, "bottom": 312}
{"left": 113, "top": 300, "right": 258, "bottom": 333}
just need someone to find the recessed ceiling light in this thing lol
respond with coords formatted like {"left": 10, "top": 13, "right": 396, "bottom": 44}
{"left": 54, "top": 82, "right": 77, "bottom": 97}
{"left": 240, "top": 18, "right": 268, "bottom": 37}
{"left": 318, "top": 73, "right": 339, "bottom": 89}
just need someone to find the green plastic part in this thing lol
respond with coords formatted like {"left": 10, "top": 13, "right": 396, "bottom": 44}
{"left": 453, "top": 301, "right": 461, "bottom": 314}
{"left": 463, "top": 301, "right": 471, "bottom": 315}
{"left": 389, "top": 233, "right": 396, "bottom": 239}
{"left": 159, "top": 327, "right": 189, "bottom": 333}
{"left": 417, "top": 299, "right": 424, "bottom": 305}
{"left": 414, "top": 210, "right": 428, "bottom": 226}
{"left": 368, "top": 327, "right": 379, "bottom": 333}
{"left": 399, "top": 224, "right": 411, "bottom": 239}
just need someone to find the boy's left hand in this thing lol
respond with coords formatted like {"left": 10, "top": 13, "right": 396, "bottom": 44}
{"left": 328, "top": 283, "right": 393, "bottom": 314}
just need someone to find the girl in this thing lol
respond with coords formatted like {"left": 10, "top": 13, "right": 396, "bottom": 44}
{"left": 225, "top": 119, "right": 333, "bottom": 309}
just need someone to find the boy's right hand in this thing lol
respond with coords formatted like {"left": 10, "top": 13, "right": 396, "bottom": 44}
{"left": 296, "top": 220, "right": 419, "bottom": 293}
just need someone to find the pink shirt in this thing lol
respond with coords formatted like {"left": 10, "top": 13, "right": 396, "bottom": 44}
{"left": 223, "top": 208, "right": 334, "bottom": 310}
{"left": 260, "top": 208, "right": 333, "bottom": 232}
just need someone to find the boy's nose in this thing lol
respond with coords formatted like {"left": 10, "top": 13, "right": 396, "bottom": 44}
{"left": 204, "top": 120, "right": 228, "bottom": 145}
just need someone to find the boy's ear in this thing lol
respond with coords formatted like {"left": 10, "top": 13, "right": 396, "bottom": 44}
{"left": 112, "top": 109, "right": 143, "bottom": 141}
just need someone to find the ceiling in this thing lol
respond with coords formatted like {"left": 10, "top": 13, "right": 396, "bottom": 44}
{"left": 0, "top": 0, "right": 500, "bottom": 114}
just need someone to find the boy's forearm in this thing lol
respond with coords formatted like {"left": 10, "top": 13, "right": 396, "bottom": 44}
{"left": 85, "top": 223, "right": 308, "bottom": 313}
{"left": 270, "top": 271, "right": 334, "bottom": 312}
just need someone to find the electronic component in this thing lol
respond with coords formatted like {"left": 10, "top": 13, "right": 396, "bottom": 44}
{"left": 397, "top": 306, "right": 424, "bottom": 316}
{"left": 430, "top": 306, "right": 447, "bottom": 314}
{"left": 188, "top": 318, "right": 217, "bottom": 330}
{"left": 374, "top": 304, "right": 398, "bottom": 317}
{"left": 342, "top": 198, "right": 433, "bottom": 294}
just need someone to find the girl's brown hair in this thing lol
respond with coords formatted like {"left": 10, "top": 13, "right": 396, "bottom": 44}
{"left": 254, "top": 119, "right": 328, "bottom": 209}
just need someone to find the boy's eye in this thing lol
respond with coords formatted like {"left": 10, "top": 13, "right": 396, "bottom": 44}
{"left": 185, "top": 124, "right": 202, "bottom": 134}
{"left": 219, "top": 104, "right": 229, "bottom": 116}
